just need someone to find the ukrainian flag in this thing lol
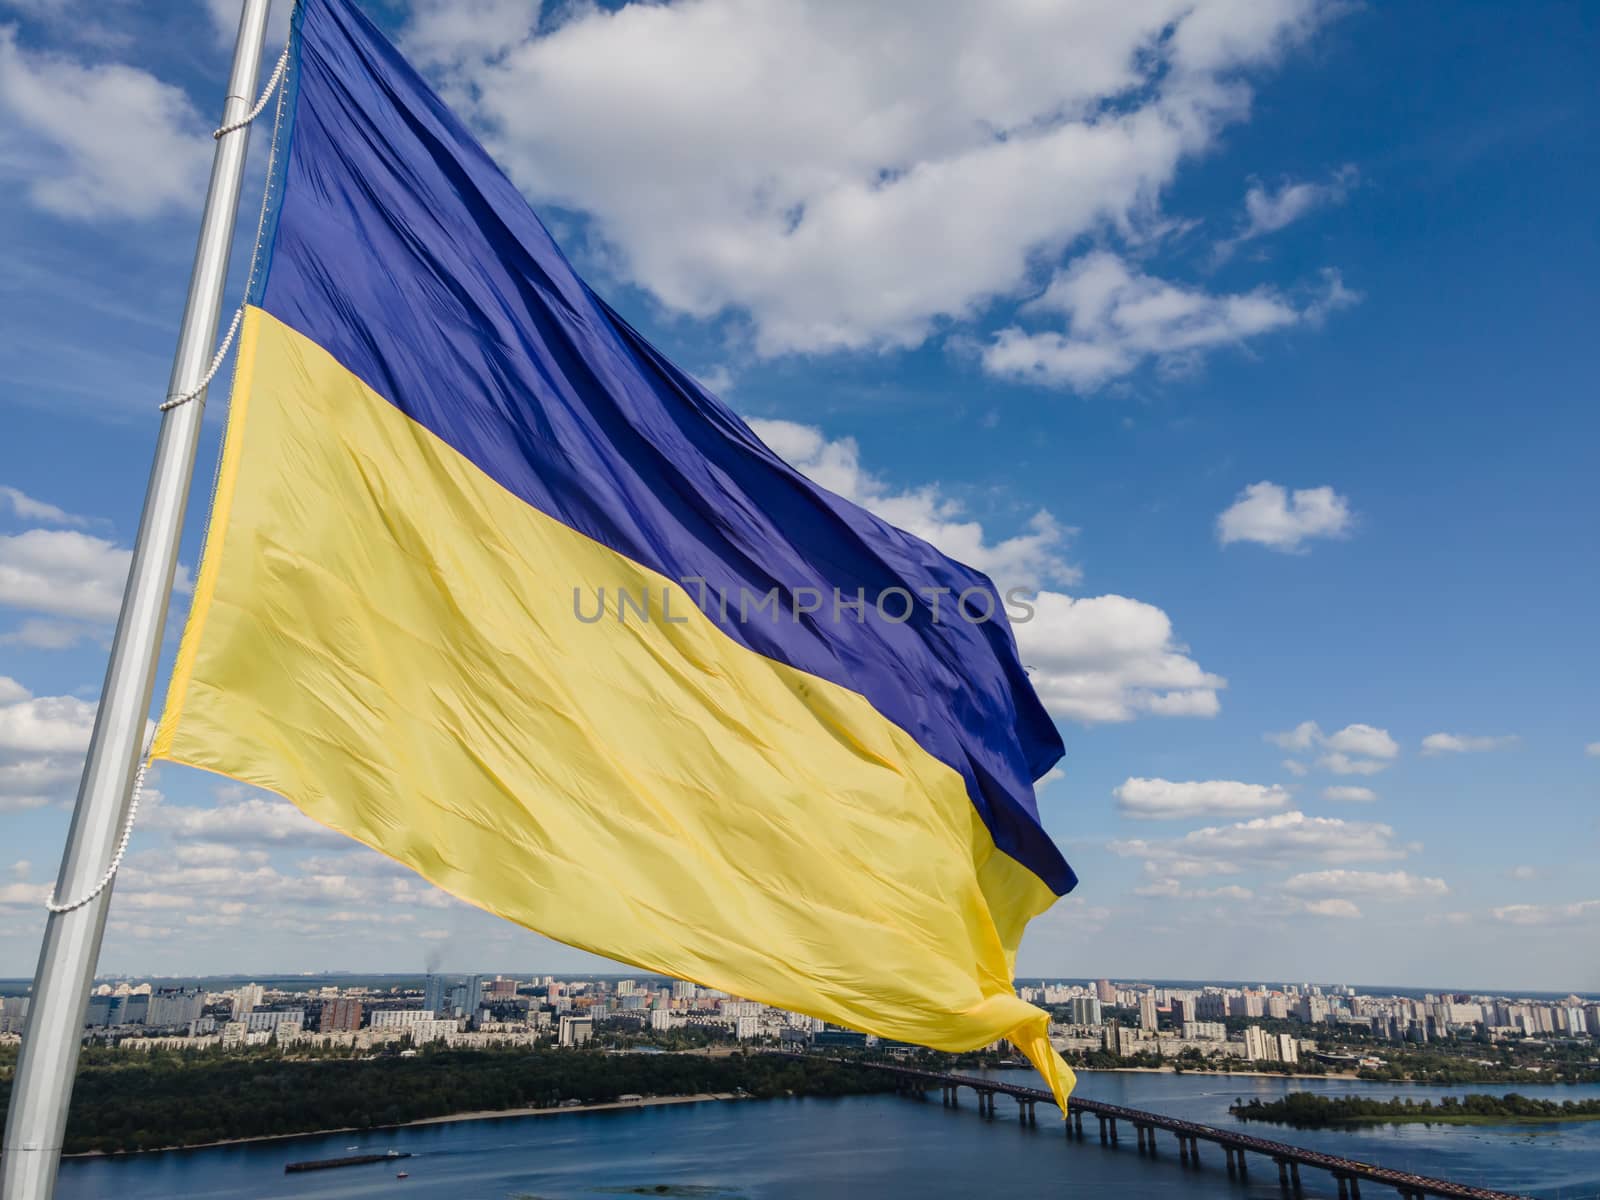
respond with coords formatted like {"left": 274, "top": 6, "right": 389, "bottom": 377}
{"left": 154, "top": 0, "right": 1077, "bottom": 1104}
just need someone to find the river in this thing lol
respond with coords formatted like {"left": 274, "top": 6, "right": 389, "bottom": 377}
{"left": 56, "top": 1070, "right": 1600, "bottom": 1198}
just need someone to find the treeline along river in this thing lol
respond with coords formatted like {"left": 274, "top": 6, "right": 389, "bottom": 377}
{"left": 1, "top": 1048, "right": 884, "bottom": 1153}
{"left": 49, "top": 1065, "right": 1600, "bottom": 1199}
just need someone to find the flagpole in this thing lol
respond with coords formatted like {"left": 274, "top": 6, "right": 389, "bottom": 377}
{"left": 0, "top": 2, "right": 273, "bottom": 1196}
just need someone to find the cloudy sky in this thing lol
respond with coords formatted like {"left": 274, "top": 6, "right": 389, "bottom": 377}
{"left": 1, "top": 0, "right": 1595, "bottom": 992}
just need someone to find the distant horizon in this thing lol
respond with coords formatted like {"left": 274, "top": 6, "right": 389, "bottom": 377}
{"left": 3, "top": 970, "right": 1593, "bottom": 1005}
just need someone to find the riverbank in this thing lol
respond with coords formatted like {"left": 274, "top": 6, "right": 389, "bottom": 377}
{"left": 48, "top": 1047, "right": 886, "bottom": 1156}
{"left": 1231, "top": 1091, "right": 1600, "bottom": 1130}
{"left": 1236, "top": 1111, "right": 1600, "bottom": 1128}
{"left": 65, "top": 1092, "right": 742, "bottom": 1158}
{"left": 1073, "top": 1065, "right": 1362, "bottom": 1080}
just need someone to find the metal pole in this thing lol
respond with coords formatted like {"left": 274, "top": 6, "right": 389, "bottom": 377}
{"left": 0, "top": 3, "right": 272, "bottom": 1195}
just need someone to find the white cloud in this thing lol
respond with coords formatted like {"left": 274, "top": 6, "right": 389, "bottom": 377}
{"left": 1214, "top": 164, "right": 1357, "bottom": 260}
{"left": 0, "top": 880, "right": 50, "bottom": 911}
{"left": 100, "top": 835, "right": 461, "bottom": 942}
{"left": 0, "top": 680, "right": 96, "bottom": 754}
{"left": 0, "top": 677, "right": 95, "bottom": 811}
{"left": 1492, "top": 899, "right": 1600, "bottom": 927}
{"left": 1134, "top": 877, "right": 1254, "bottom": 900}
{"left": 1324, "top": 752, "right": 1388, "bottom": 780}
{"left": 749, "top": 418, "right": 1076, "bottom": 592}
{"left": 0, "top": 27, "right": 211, "bottom": 219}
{"left": 1243, "top": 167, "right": 1356, "bottom": 234}
{"left": 1282, "top": 758, "right": 1309, "bottom": 777}
{"left": 142, "top": 786, "right": 345, "bottom": 848}
{"left": 751, "top": 419, "right": 1223, "bottom": 724}
{"left": 170, "top": 843, "right": 268, "bottom": 868}
{"left": 93, "top": 838, "right": 472, "bottom": 947}
{"left": 1324, "top": 723, "right": 1399, "bottom": 760}
{"left": 0, "top": 528, "right": 190, "bottom": 622}
{"left": 1421, "top": 732, "right": 1520, "bottom": 755}
{"left": 0, "top": 618, "right": 97, "bottom": 649}
{"left": 1110, "top": 810, "right": 1408, "bottom": 876}
{"left": 1015, "top": 592, "right": 1224, "bottom": 723}
{"left": 1316, "top": 752, "right": 1385, "bottom": 776}
{"left": 407, "top": 0, "right": 1337, "bottom": 357}
{"left": 1115, "top": 777, "right": 1288, "bottom": 820}
{"left": 1217, "top": 481, "right": 1352, "bottom": 551}
{"left": 0, "top": 485, "right": 86, "bottom": 527}
{"left": 984, "top": 253, "right": 1353, "bottom": 390}
{"left": 1299, "top": 897, "right": 1360, "bottom": 919}
{"left": 1322, "top": 785, "right": 1376, "bottom": 803}
{"left": 1504, "top": 865, "right": 1540, "bottom": 881}
{"left": 403, "top": 0, "right": 535, "bottom": 70}
{"left": 0, "top": 529, "right": 128, "bottom": 619}
{"left": 1281, "top": 869, "right": 1448, "bottom": 899}
{"left": 1267, "top": 720, "right": 1397, "bottom": 775}
{"left": 1586, "top": 742, "right": 1600, "bottom": 757}
{"left": 1266, "top": 720, "right": 1321, "bottom": 752}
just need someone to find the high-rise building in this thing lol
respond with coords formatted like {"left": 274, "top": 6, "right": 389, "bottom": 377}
{"left": 0, "top": 996, "right": 29, "bottom": 1034}
{"left": 85, "top": 993, "right": 148, "bottom": 1027}
{"left": 147, "top": 987, "right": 205, "bottom": 1028}
{"left": 232, "top": 983, "right": 264, "bottom": 1018}
{"left": 1299, "top": 994, "right": 1330, "bottom": 1024}
{"left": 244, "top": 1008, "right": 305, "bottom": 1033}
{"left": 1139, "top": 993, "right": 1158, "bottom": 1031}
{"left": 424, "top": 973, "right": 448, "bottom": 1015}
{"left": 1274, "top": 1033, "right": 1299, "bottom": 1064}
{"left": 320, "top": 997, "right": 364, "bottom": 1032}
{"left": 1243, "top": 1025, "right": 1271, "bottom": 1062}
{"left": 559, "top": 1015, "right": 594, "bottom": 1047}
{"left": 423, "top": 973, "right": 484, "bottom": 1017}
{"left": 1100, "top": 1019, "right": 1139, "bottom": 1057}
{"left": 371, "top": 1008, "right": 436, "bottom": 1029}
{"left": 1066, "top": 996, "right": 1102, "bottom": 1026}
{"left": 1095, "top": 979, "right": 1116, "bottom": 1005}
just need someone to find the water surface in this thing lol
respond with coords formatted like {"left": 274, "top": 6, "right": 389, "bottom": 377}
{"left": 57, "top": 1071, "right": 1600, "bottom": 1199}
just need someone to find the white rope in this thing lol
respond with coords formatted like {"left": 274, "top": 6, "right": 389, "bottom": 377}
{"left": 161, "top": 42, "right": 292, "bottom": 415}
{"left": 160, "top": 305, "right": 244, "bottom": 412}
{"left": 213, "top": 43, "right": 291, "bottom": 141}
{"left": 45, "top": 761, "right": 148, "bottom": 913}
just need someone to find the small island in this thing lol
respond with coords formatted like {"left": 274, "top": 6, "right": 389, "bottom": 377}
{"left": 1229, "top": 1092, "right": 1600, "bottom": 1128}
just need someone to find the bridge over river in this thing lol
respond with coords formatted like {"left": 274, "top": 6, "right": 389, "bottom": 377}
{"left": 852, "top": 1061, "right": 1531, "bottom": 1200}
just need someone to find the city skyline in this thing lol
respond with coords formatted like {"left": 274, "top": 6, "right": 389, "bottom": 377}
{"left": 6, "top": 967, "right": 1597, "bottom": 1007}
{"left": 3, "top": 0, "right": 1598, "bottom": 993}
{"left": 6, "top": 969, "right": 1592, "bottom": 1053}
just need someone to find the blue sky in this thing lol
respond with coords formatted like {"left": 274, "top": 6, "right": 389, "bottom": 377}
{"left": 1, "top": 0, "right": 1595, "bottom": 991}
